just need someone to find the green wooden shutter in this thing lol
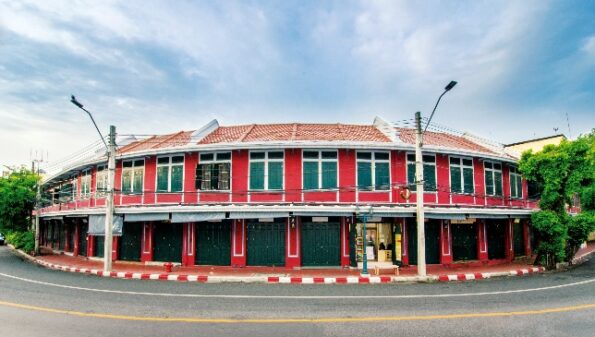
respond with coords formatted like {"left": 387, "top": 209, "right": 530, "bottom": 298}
{"left": 219, "top": 163, "right": 230, "bottom": 190}
{"left": 250, "top": 162, "right": 264, "bottom": 190}
{"left": 303, "top": 162, "right": 318, "bottom": 190}
{"left": 450, "top": 166, "right": 461, "bottom": 193}
{"left": 494, "top": 171, "right": 502, "bottom": 196}
{"left": 268, "top": 162, "right": 283, "bottom": 190}
{"left": 375, "top": 162, "right": 389, "bottom": 190}
{"left": 485, "top": 171, "right": 494, "bottom": 195}
{"left": 463, "top": 168, "right": 474, "bottom": 194}
{"left": 357, "top": 162, "right": 372, "bottom": 190}
{"left": 171, "top": 165, "right": 183, "bottom": 192}
{"left": 322, "top": 162, "right": 337, "bottom": 189}
{"left": 407, "top": 163, "right": 416, "bottom": 186}
{"left": 195, "top": 165, "right": 203, "bottom": 190}
{"left": 510, "top": 175, "right": 517, "bottom": 198}
{"left": 133, "top": 168, "right": 143, "bottom": 194}
{"left": 157, "top": 166, "right": 169, "bottom": 192}
{"left": 423, "top": 164, "right": 436, "bottom": 191}
{"left": 122, "top": 170, "right": 132, "bottom": 194}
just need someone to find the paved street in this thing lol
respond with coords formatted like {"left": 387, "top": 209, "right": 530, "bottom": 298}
{"left": 0, "top": 246, "right": 593, "bottom": 337}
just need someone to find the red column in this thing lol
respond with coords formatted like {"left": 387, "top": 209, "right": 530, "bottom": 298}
{"left": 436, "top": 154, "right": 450, "bottom": 205}
{"left": 231, "top": 150, "right": 248, "bottom": 203}
{"left": 505, "top": 219, "right": 514, "bottom": 261}
{"left": 402, "top": 219, "right": 409, "bottom": 266}
{"left": 285, "top": 217, "right": 301, "bottom": 268}
{"left": 477, "top": 220, "right": 488, "bottom": 261}
{"left": 338, "top": 149, "right": 356, "bottom": 203}
{"left": 144, "top": 157, "right": 157, "bottom": 204}
{"left": 112, "top": 236, "right": 119, "bottom": 261}
{"left": 73, "top": 222, "right": 79, "bottom": 256}
{"left": 231, "top": 219, "right": 246, "bottom": 267}
{"left": 87, "top": 235, "right": 95, "bottom": 257}
{"left": 184, "top": 153, "right": 198, "bottom": 204}
{"left": 114, "top": 160, "right": 123, "bottom": 206}
{"left": 523, "top": 220, "right": 531, "bottom": 257}
{"left": 440, "top": 220, "right": 453, "bottom": 265}
{"left": 64, "top": 224, "right": 71, "bottom": 253}
{"left": 182, "top": 223, "right": 196, "bottom": 266}
{"left": 285, "top": 149, "right": 302, "bottom": 203}
{"left": 340, "top": 216, "right": 352, "bottom": 267}
{"left": 141, "top": 222, "right": 154, "bottom": 262}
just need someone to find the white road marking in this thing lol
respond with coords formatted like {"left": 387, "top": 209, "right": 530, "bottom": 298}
{"left": 0, "top": 271, "right": 593, "bottom": 300}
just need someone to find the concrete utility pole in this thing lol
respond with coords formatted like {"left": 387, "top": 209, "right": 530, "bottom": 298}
{"left": 414, "top": 111, "right": 427, "bottom": 277}
{"left": 104, "top": 125, "right": 116, "bottom": 272}
{"left": 34, "top": 161, "right": 41, "bottom": 256}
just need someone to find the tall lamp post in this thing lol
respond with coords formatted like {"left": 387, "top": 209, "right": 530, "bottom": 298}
{"left": 415, "top": 81, "right": 457, "bottom": 277}
{"left": 70, "top": 96, "right": 116, "bottom": 272}
{"left": 357, "top": 206, "right": 373, "bottom": 276}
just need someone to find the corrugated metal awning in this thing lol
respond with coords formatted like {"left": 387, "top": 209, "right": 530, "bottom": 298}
{"left": 293, "top": 211, "right": 353, "bottom": 217}
{"left": 88, "top": 215, "right": 123, "bottom": 236}
{"left": 426, "top": 214, "right": 467, "bottom": 220}
{"left": 171, "top": 212, "right": 226, "bottom": 223}
{"left": 124, "top": 213, "right": 169, "bottom": 222}
{"left": 228, "top": 212, "right": 290, "bottom": 219}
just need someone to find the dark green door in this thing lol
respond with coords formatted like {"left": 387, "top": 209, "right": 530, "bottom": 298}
{"left": 67, "top": 223, "right": 74, "bottom": 252}
{"left": 119, "top": 223, "right": 142, "bottom": 261}
{"left": 153, "top": 223, "right": 183, "bottom": 262}
{"left": 196, "top": 222, "right": 231, "bottom": 265}
{"left": 513, "top": 222, "right": 524, "bottom": 257}
{"left": 94, "top": 236, "right": 104, "bottom": 258}
{"left": 78, "top": 223, "right": 87, "bottom": 257}
{"left": 301, "top": 222, "right": 341, "bottom": 266}
{"left": 247, "top": 221, "right": 285, "bottom": 266}
{"left": 487, "top": 221, "right": 506, "bottom": 259}
{"left": 58, "top": 222, "right": 65, "bottom": 250}
{"left": 452, "top": 223, "right": 478, "bottom": 261}
{"left": 407, "top": 219, "right": 440, "bottom": 265}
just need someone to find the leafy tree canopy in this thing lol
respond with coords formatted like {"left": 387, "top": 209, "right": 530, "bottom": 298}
{"left": 0, "top": 168, "right": 39, "bottom": 232}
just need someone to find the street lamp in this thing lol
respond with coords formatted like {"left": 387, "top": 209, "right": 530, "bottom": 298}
{"left": 356, "top": 206, "right": 373, "bottom": 276}
{"left": 70, "top": 96, "right": 116, "bottom": 273}
{"left": 414, "top": 81, "right": 457, "bottom": 277}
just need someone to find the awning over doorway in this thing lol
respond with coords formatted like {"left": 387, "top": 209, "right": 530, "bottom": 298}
{"left": 171, "top": 212, "right": 226, "bottom": 223}
{"left": 88, "top": 214, "right": 123, "bottom": 236}
{"left": 124, "top": 213, "right": 169, "bottom": 222}
{"left": 228, "top": 212, "right": 290, "bottom": 219}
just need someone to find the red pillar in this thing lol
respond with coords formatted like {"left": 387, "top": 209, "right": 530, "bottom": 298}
{"left": 64, "top": 224, "right": 71, "bottom": 253}
{"left": 284, "top": 149, "right": 302, "bottom": 203}
{"left": 73, "top": 222, "right": 79, "bottom": 256}
{"left": 402, "top": 219, "right": 409, "bottom": 266}
{"left": 182, "top": 223, "right": 196, "bottom": 266}
{"left": 477, "top": 220, "right": 488, "bottom": 261}
{"left": 505, "top": 219, "right": 514, "bottom": 261}
{"left": 141, "top": 222, "right": 154, "bottom": 262}
{"left": 285, "top": 217, "right": 301, "bottom": 269}
{"left": 340, "top": 216, "right": 352, "bottom": 267}
{"left": 87, "top": 235, "right": 95, "bottom": 257}
{"left": 231, "top": 219, "right": 246, "bottom": 267}
{"left": 440, "top": 220, "right": 453, "bottom": 265}
{"left": 523, "top": 220, "right": 531, "bottom": 257}
{"left": 112, "top": 236, "right": 119, "bottom": 261}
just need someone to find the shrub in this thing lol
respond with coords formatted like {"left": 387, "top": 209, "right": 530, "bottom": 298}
{"left": 567, "top": 211, "right": 595, "bottom": 259}
{"left": 531, "top": 210, "right": 566, "bottom": 269}
{"left": 6, "top": 230, "right": 35, "bottom": 254}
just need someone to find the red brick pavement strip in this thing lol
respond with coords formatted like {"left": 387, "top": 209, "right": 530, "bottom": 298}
{"left": 27, "top": 256, "right": 545, "bottom": 285}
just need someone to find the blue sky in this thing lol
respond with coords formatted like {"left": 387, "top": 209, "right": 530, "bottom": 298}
{"left": 1, "top": 0, "right": 594, "bottom": 167}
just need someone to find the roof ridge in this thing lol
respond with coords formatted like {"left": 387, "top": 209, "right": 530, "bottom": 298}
{"left": 291, "top": 123, "right": 298, "bottom": 141}
{"left": 119, "top": 135, "right": 157, "bottom": 153}
{"left": 238, "top": 124, "right": 256, "bottom": 142}
{"left": 153, "top": 131, "right": 185, "bottom": 148}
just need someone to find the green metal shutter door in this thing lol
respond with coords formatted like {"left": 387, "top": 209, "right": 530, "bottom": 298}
{"left": 94, "top": 236, "right": 104, "bottom": 258}
{"left": 58, "top": 222, "right": 65, "bottom": 250}
{"left": 247, "top": 221, "right": 285, "bottom": 266}
{"left": 153, "top": 223, "right": 183, "bottom": 263}
{"left": 452, "top": 223, "right": 478, "bottom": 261}
{"left": 78, "top": 223, "right": 87, "bottom": 257}
{"left": 301, "top": 222, "right": 341, "bottom": 267}
{"left": 513, "top": 222, "right": 524, "bottom": 257}
{"left": 119, "top": 222, "right": 142, "bottom": 261}
{"left": 487, "top": 221, "right": 506, "bottom": 259}
{"left": 407, "top": 219, "right": 440, "bottom": 265}
{"left": 195, "top": 222, "right": 231, "bottom": 265}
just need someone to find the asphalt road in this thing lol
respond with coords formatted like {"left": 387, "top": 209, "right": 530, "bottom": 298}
{"left": 0, "top": 246, "right": 593, "bottom": 337}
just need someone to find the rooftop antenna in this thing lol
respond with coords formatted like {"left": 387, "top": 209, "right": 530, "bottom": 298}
{"left": 565, "top": 112, "right": 572, "bottom": 139}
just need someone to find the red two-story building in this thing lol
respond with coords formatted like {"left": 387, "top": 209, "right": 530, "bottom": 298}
{"left": 37, "top": 117, "right": 537, "bottom": 270}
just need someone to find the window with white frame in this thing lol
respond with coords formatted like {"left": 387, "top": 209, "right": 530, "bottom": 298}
{"left": 59, "top": 180, "right": 75, "bottom": 203}
{"left": 81, "top": 169, "right": 91, "bottom": 199}
{"left": 357, "top": 152, "right": 390, "bottom": 191}
{"left": 484, "top": 161, "right": 503, "bottom": 196}
{"left": 122, "top": 159, "right": 144, "bottom": 194}
{"left": 157, "top": 155, "right": 184, "bottom": 192}
{"left": 509, "top": 165, "right": 522, "bottom": 199}
{"left": 96, "top": 165, "right": 107, "bottom": 197}
{"left": 303, "top": 150, "right": 338, "bottom": 190}
{"left": 450, "top": 157, "right": 474, "bottom": 194}
{"left": 249, "top": 151, "right": 284, "bottom": 190}
{"left": 196, "top": 152, "right": 231, "bottom": 191}
{"left": 406, "top": 154, "right": 437, "bottom": 191}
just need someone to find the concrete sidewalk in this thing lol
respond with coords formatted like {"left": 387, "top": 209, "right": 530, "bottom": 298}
{"left": 11, "top": 246, "right": 562, "bottom": 284}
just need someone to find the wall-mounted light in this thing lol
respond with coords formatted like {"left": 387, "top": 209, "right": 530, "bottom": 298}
{"left": 290, "top": 217, "right": 296, "bottom": 229}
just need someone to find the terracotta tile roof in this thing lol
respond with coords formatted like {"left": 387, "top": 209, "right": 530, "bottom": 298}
{"left": 118, "top": 131, "right": 193, "bottom": 154}
{"left": 199, "top": 123, "right": 391, "bottom": 144}
{"left": 396, "top": 127, "right": 495, "bottom": 154}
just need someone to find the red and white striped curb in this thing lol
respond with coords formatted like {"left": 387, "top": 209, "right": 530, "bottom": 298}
{"left": 437, "top": 267, "right": 545, "bottom": 282}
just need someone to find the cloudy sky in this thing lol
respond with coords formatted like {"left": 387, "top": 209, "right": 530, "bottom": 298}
{"left": 1, "top": 0, "right": 594, "bottom": 167}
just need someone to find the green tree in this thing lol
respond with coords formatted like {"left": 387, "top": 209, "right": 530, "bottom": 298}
{"left": 519, "top": 131, "right": 595, "bottom": 267}
{"left": 0, "top": 168, "right": 39, "bottom": 232}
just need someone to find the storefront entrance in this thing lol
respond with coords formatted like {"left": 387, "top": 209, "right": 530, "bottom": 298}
{"left": 301, "top": 220, "right": 341, "bottom": 267}
{"left": 452, "top": 223, "right": 478, "bottom": 261}
{"left": 119, "top": 222, "right": 143, "bottom": 261}
{"left": 355, "top": 221, "right": 394, "bottom": 263}
{"left": 78, "top": 222, "right": 88, "bottom": 257}
{"left": 153, "top": 222, "right": 183, "bottom": 263}
{"left": 246, "top": 220, "right": 286, "bottom": 266}
{"left": 487, "top": 220, "right": 506, "bottom": 260}
{"left": 195, "top": 221, "right": 231, "bottom": 266}
{"left": 406, "top": 219, "right": 440, "bottom": 265}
